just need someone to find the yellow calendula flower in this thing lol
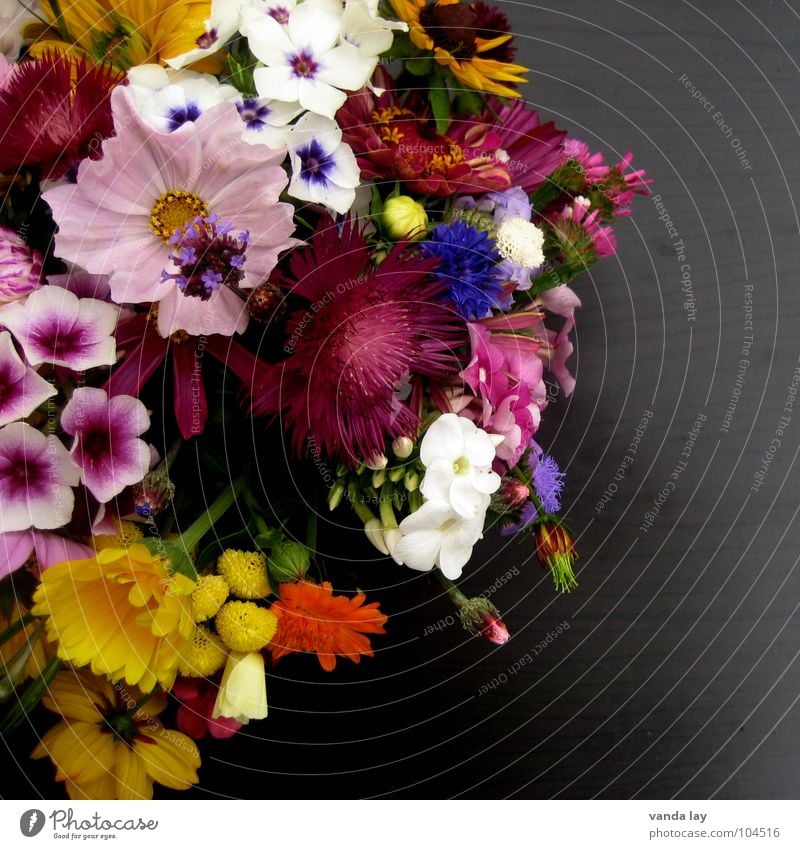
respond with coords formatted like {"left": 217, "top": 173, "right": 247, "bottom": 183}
{"left": 92, "top": 519, "right": 143, "bottom": 552}
{"left": 25, "top": 0, "right": 224, "bottom": 73}
{"left": 31, "top": 544, "right": 196, "bottom": 692}
{"left": 389, "top": 0, "right": 528, "bottom": 98}
{"left": 32, "top": 668, "right": 200, "bottom": 800}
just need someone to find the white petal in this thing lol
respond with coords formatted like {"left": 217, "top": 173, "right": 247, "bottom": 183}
{"left": 253, "top": 65, "right": 300, "bottom": 102}
{"left": 297, "top": 77, "right": 346, "bottom": 119}
{"left": 472, "top": 468, "right": 501, "bottom": 495}
{"left": 418, "top": 456, "right": 454, "bottom": 503}
{"left": 316, "top": 41, "right": 374, "bottom": 90}
{"left": 437, "top": 531, "right": 474, "bottom": 580}
{"left": 449, "top": 476, "right": 490, "bottom": 519}
{"left": 420, "top": 413, "right": 464, "bottom": 466}
{"left": 287, "top": 4, "right": 342, "bottom": 54}
{"left": 393, "top": 528, "right": 441, "bottom": 572}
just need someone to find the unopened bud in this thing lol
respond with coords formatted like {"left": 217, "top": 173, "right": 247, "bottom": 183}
{"left": 383, "top": 196, "right": 428, "bottom": 240}
{"left": 491, "top": 477, "right": 530, "bottom": 511}
{"left": 388, "top": 466, "right": 405, "bottom": 483}
{"left": 458, "top": 598, "right": 510, "bottom": 645}
{"left": 391, "top": 436, "right": 414, "bottom": 459}
{"left": 364, "top": 453, "right": 388, "bottom": 471}
{"left": 247, "top": 281, "right": 286, "bottom": 324}
{"left": 372, "top": 468, "right": 387, "bottom": 488}
{"left": 533, "top": 521, "right": 578, "bottom": 592}
{"left": 133, "top": 467, "right": 175, "bottom": 518}
{"left": 364, "top": 518, "right": 389, "bottom": 555}
{"left": 404, "top": 470, "right": 419, "bottom": 491}
{"left": 268, "top": 541, "right": 310, "bottom": 583}
{"left": 328, "top": 481, "right": 345, "bottom": 511}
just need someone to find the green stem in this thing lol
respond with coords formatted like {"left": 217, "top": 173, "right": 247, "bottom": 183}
{"left": 181, "top": 476, "right": 246, "bottom": 552}
{"left": 436, "top": 572, "right": 469, "bottom": 608}
{"left": 126, "top": 685, "right": 161, "bottom": 718}
{"left": 47, "top": 0, "right": 71, "bottom": 42}
{"left": 0, "top": 614, "right": 34, "bottom": 647}
{"left": 306, "top": 506, "right": 318, "bottom": 555}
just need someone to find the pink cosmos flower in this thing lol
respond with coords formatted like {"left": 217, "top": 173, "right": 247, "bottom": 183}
{"left": 0, "top": 530, "right": 95, "bottom": 581}
{"left": 0, "top": 331, "right": 56, "bottom": 425}
{"left": 60, "top": 387, "right": 151, "bottom": 504}
{"left": 43, "top": 87, "right": 297, "bottom": 338}
{"left": 0, "top": 421, "right": 80, "bottom": 533}
{"left": 0, "top": 224, "right": 42, "bottom": 304}
{"left": 0, "top": 285, "right": 118, "bottom": 371}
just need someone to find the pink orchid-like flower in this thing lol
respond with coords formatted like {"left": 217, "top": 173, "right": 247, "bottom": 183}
{"left": 60, "top": 387, "right": 152, "bottom": 504}
{"left": 0, "top": 285, "right": 118, "bottom": 371}
{"left": 43, "top": 87, "right": 298, "bottom": 338}
{"left": 0, "top": 331, "right": 56, "bottom": 426}
{"left": 0, "top": 421, "right": 80, "bottom": 533}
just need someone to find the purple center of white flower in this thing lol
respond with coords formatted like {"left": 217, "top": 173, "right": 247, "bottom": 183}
{"left": 269, "top": 5, "right": 291, "bottom": 24}
{"left": 166, "top": 102, "right": 202, "bottom": 132}
{"left": 196, "top": 28, "right": 218, "bottom": 49}
{"left": 237, "top": 98, "right": 271, "bottom": 131}
{"left": 296, "top": 139, "right": 335, "bottom": 186}
{"left": 161, "top": 214, "right": 249, "bottom": 301}
{"left": 289, "top": 50, "right": 319, "bottom": 79}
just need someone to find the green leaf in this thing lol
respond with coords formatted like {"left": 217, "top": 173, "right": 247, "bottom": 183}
{"left": 406, "top": 56, "right": 433, "bottom": 76}
{"left": 453, "top": 88, "right": 485, "bottom": 117}
{"left": 0, "top": 657, "right": 62, "bottom": 735}
{"left": 382, "top": 31, "right": 420, "bottom": 60}
{"left": 429, "top": 66, "right": 451, "bottom": 134}
{"left": 226, "top": 51, "right": 257, "bottom": 96}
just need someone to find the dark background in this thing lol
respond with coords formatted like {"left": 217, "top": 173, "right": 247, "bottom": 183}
{"left": 4, "top": 0, "right": 800, "bottom": 800}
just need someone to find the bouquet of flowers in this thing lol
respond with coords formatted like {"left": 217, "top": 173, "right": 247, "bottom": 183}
{"left": 0, "top": 0, "right": 648, "bottom": 799}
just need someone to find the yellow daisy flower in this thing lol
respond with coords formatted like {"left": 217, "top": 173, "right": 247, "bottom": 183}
{"left": 31, "top": 544, "right": 196, "bottom": 692}
{"left": 32, "top": 668, "right": 200, "bottom": 800}
{"left": 390, "top": 0, "right": 528, "bottom": 98}
{"left": 24, "top": 0, "right": 223, "bottom": 72}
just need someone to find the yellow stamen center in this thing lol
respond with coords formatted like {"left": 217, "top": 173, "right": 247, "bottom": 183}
{"left": 150, "top": 190, "right": 208, "bottom": 243}
{"left": 453, "top": 456, "right": 470, "bottom": 476}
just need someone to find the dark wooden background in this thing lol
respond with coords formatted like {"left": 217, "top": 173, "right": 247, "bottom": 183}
{"left": 3, "top": 0, "right": 800, "bottom": 799}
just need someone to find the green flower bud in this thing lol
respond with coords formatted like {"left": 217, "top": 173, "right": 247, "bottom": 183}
{"left": 268, "top": 541, "right": 310, "bottom": 583}
{"left": 383, "top": 196, "right": 428, "bottom": 240}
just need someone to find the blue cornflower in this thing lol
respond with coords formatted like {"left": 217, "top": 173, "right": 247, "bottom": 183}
{"left": 420, "top": 221, "right": 505, "bottom": 320}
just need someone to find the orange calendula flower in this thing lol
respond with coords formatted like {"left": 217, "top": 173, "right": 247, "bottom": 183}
{"left": 32, "top": 668, "right": 200, "bottom": 800}
{"left": 269, "top": 581, "right": 388, "bottom": 671}
{"left": 31, "top": 544, "right": 196, "bottom": 692}
{"left": 389, "top": 0, "right": 528, "bottom": 98}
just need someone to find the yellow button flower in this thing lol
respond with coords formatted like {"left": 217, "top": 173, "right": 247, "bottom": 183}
{"left": 217, "top": 549, "right": 271, "bottom": 599}
{"left": 215, "top": 601, "right": 277, "bottom": 653}
{"left": 178, "top": 625, "right": 228, "bottom": 677}
{"left": 191, "top": 574, "right": 229, "bottom": 622}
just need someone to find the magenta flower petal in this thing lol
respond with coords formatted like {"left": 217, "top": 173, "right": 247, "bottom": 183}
{"left": 61, "top": 387, "right": 151, "bottom": 504}
{"left": 32, "top": 531, "right": 95, "bottom": 571}
{"left": 0, "top": 530, "right": 35, "bottom": 580}
{"left": 0, "top": 285, "right": 118, "bottom": 370}
{"left": 172, "top": 340, "right": 207, "bottom": 440}
{"left": 0, "top": 330, "right": 56, "bottom": 425}
{"left": 0, "top": 422, "right": 79, "bottom": 533}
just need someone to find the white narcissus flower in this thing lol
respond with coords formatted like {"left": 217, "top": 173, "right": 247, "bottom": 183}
{"left": 242, "top": 2, "right": 374, "bottom": 119}
{"left": 287, "top": 112, "right": 360, "bottom": 214}
{"left": 213, "top": 650, "right": 268, "bottom": 723}
{"left": 419, "top": 413, "right": 502, "bottom": 518}
{"left": 392, "top": 500, "right": 485, "bottom": 580}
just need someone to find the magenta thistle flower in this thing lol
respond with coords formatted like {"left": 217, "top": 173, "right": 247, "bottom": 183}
{"left": 60, "top": 387, "right": 152, "bottom": 504}
{"left": 0, "top": 225, "right": 42, "bottom": 304}
{"left": 0, "top": 52, "right": 123, "bottom": 180}
{"left": 0, "top": 421, "right": 80, "bottom": 533}
{"left": 253, "top": 217, "right": 466, "bottom": 464}
{"left": 0, "top": 330, "right": 56, "bottom": 426}
{"left": 43, "top": 88, "right": 297, "bottom": 338}
{"left": 0, "top": 285, "right": 118, "bottom": 371}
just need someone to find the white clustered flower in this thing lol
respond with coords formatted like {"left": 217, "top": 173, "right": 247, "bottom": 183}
{"left": 496, "top": 217, "right": 545, "bottom": 270}
{"left": 391, "top": 414, "right": 503, "bottom": 579}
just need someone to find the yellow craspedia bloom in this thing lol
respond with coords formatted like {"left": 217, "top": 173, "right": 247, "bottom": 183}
{"left": 92, "top": 519, "right": 143, "bottom": 551}
{"left": 215, "top": 601, "right": 277, "bottom": 653}
{"left": 217, "top": 549, "right": 270, "bottom": 600}
{"left": 178, "top": 625, "right": 227, "bottom": 677}
{"left": 32, "top": 544, "right": 196, "bottom": 692}
{"left": 383, "top": 196, "right": 428, "bottom": 240}
{"left": 191, "top": 574, "right": 229, "bottom": 621}
{"left": 32, "top": 668, "right": 200, "bottom": 800}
